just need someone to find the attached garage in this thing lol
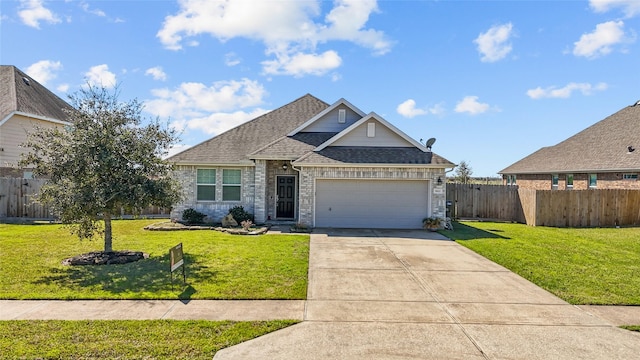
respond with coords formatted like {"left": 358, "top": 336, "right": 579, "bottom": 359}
{"left": 314, "top": 179, "right": 430, "bottom": 229}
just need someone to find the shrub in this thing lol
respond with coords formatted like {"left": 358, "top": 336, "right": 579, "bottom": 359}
{"left": 228, "top": 206, "right": 254, "bottom": 223}
{"left": 182, "top": 208, "right": 206, "bottom": 224}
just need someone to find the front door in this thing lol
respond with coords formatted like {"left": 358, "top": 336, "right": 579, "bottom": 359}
{"left": 276, "top": 175, "right": 296, "bottom": 219}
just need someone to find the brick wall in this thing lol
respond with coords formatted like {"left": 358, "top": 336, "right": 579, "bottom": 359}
{"left": 505, "top": 172, "right": 640, "bottom": 190}
{"left": 171, "top": 165, "right": 256, "bottom": 223}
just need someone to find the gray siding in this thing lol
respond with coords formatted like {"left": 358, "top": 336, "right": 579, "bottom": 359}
{"left": 330, "top": 119, "right": 410, "bottom": 147}
{"left": 302, "top": 106, "right": 361, "bottom": 132}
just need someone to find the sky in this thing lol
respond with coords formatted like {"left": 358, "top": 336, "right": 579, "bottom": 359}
{"left": 1, "top": 0, "right": 639, "bottom": 176}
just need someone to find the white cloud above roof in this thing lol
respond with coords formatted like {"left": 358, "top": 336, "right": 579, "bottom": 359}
{"left": 474, "top": 23, "right": 514, "bottom": 63}
{"left": 18, "top": 0, "right": 61, "bottom": 29}
{"left": 589, "top": 0, "right": 640, "bottom": 18}
{"left": 526, "top": 82, "right": 608, "bottom": 99}
{"left": 84, "top": 64, "right": 117, "bottom": 88}
{"left": 396, "top": 99, "right": 445, "bottom": 118}
{"left": 573, "top": 20, "right": 628, "bottom": 58}
{"left": 144, "top": 78, "right": 268, "bottom": 137}
{"left": 25, "top": 59, "right": 62, "bottom": 85}
{"left": 156, "top": 0, "right": 391, "bottom": 77}
{"left": 145, "top": 66, "right": 167, "bottom": 81}
{"left": 454, "top": 96, "right": 491, "bottom": 115}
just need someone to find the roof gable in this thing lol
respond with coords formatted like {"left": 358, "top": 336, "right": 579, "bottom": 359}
{"left": 169, "top": 94, "right": 329, "bottom": 164}
{"left": 0, "top": 65, "right": 73, "bottom": 125}
{"left": 287, "top": 98, "right": 366, "bottom": 135}
{"left": 500, "top": 101, "right": 640, "bottom": 174}
{"left": 315, "top": 112, "right": 427, "bottom": 152}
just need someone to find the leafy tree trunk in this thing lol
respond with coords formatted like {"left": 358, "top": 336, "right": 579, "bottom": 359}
{"left": 104, "top": 213, "right": 113, "bottom": 252}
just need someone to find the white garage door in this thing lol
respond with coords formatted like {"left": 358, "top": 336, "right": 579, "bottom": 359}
{"left": 315, "top": 179, "right": 430, "bottom": 229}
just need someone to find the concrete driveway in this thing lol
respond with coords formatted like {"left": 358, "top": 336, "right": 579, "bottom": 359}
{"left": 215, "top": 229, "right": 640, "bottom": 359}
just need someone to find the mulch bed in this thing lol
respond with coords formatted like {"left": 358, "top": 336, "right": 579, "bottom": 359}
{"left": 62, "top": 251, "right": 149, "bottom": 266}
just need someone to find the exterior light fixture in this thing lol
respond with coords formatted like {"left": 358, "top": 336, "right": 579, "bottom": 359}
{"left": 282, "top": 163, "right": 288, "bottom": 171}
{"left": 437, "top": 177, "right": 443, "bottom": 185}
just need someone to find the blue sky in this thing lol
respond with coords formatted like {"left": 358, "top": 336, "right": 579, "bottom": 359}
{"left": 2, "top": 0, "right": 639, "bottom": 176}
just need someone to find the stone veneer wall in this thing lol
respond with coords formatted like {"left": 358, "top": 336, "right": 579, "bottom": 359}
{"left": 296, "top": 166, "right": 446, "bottom": 227}
{"left": 171, "top": 165, "right": 256, "bottom": 223}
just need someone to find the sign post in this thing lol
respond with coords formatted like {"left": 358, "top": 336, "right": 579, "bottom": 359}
{"left": 170, "top": 243, "right": 186, "bottom": 286}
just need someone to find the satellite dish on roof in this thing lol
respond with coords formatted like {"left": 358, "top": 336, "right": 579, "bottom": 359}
{"left": 425, "top": 138, "right": 436, "bottom": 150}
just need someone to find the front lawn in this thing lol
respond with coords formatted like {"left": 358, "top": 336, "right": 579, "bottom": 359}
{"left": 444, "top": 221, "right": 640, "bottom": 305}
{"left": 0, "top": 220, "right": 309, "bottom": 300}
{"left": 0, "top": 320, "right": 297, "bottom": 359}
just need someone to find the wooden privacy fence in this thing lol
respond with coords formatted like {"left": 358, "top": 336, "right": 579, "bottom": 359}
{"left": 447, "top": 183, "right": 640, "bottom": 227}
{"left": 0, "top": 178, "right": 170, "bottom": 219}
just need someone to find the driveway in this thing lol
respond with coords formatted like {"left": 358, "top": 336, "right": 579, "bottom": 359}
{"left": 215, "top": 229, "right": 640, "bottom": 359}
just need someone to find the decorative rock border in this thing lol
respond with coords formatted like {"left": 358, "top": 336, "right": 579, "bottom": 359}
{"left": 143, "top": 221, "right": 269, "bottom": 235}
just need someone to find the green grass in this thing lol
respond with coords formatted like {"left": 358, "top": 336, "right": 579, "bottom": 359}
{"left": 622, "top": 326, "right": 640, "bottom": 332}
{"left": 0, "top": 319, "right": 297, "bottom": 359}
{"left": 0, "top": 220, "right": 309, "bottom": 300}
{"left": 444, "top": 221, "right": 640, "bottom": 305}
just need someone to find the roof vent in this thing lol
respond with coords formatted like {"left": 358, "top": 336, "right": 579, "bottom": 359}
{"left": 22, "top": 77, "right": 31, "bottom": 86}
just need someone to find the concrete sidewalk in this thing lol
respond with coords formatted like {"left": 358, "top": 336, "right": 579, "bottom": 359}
{"left": 0, "top": 300, "right": 305, "bottom": 321}
{"left": 214, "top": 228, "right": 640, "bottom": 359}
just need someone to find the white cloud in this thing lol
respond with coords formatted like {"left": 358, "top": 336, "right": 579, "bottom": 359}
{"left": 590, "top": 0, "right": 640, "bottom": 18}
{"left": 57, "top": 83, "right": 70, "bottom": 93}
{"left": 185, "top": 108, "right": 269, "bottom": 136}
{"left": 80, "top": 2, "right": 106, "bottom": 17}
{"left": 156, "top": 0, "right": 391, "bottom": 76}
{"left": 18, "top": 0, "right": 61, "bottom": 29}
{"left": 84, "top": 64, "right": 117, "bottom": 88}
{"left": 144, "top": 78, "right": 268, "bottom": 137}
{"left": 526, "top": 82, "right": 608, "bottom": 99}
{"left": 474, "top": 23, "right": 514, "bottom": 62}
{"left": 397, "top": 99, "right": 426, "bottom": 118}
{"left": 397, "top": 99, "right": 445, "bottom": 118}
{"left": 454, "top": 96, "right": 491, "bottom": 115}
{"left": 262, "top": 50, "right": 342, "bottom": 77}
{"left": 25, "top": 60, "right": 62, "bottom": 85}
{"left": 145, "top": 66, "right": 167, "bottom": 81}
{"left": 225, "top": 52, "right": 241, "bottom": 67}
{"left": 573, "top": 21, "right": 627, "bottom": 58}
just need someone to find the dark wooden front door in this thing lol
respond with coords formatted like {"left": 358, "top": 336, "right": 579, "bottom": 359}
{"left": 276, "top": 176, "right": 295, "bottom": 219}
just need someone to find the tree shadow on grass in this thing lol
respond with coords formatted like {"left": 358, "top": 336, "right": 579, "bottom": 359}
{"left": 447, "top": 222, "right": 511, "bottom": 241}
{"left": 32, "top": 254, "right": 220, "bottom": 299}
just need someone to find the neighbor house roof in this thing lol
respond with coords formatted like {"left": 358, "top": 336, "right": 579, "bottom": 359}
{"left": 0, "top": 65, "right": 73, "bottom": 125}
{"left": 169, "top": 94, "right": 330, "bottom": 165}
{"left": 500, "top": 101, "right": 640, "bottom": 174}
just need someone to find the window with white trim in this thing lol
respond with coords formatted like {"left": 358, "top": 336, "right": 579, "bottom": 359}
{"left": 589, "top": 174, "right": 597, "bottom": 188}
{"left": 222, "top": 169, "right": 241, "bottom": 201}
{"left": 623, "top": 173, "right": 638, "bottom": 180}
{"left": 566, "top": 174, "right": 574, "bottom": 189}
{"left": 551, "top": 174, "right": 558, "bottom": 190}
{"left": 197, "top": 169, "right": 216, "bottom": 201}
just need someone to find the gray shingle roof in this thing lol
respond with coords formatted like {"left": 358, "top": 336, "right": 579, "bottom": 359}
{"left": 249, "top": 132, "right": 338, "bottom": 159}
{"left": 169, "top": 94, "right": 330, "bottom": 164}
{"left": 294, "top": 147, "right": 455, "bottom": 166}
{"left": 0, "top": 65, "right": 73, "bottom": 122}
{"left": 500, "top": 102, "right": 640, "bottom": 174}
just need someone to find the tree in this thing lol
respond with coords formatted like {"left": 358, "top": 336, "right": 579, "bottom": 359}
{"left": 20, "top": 85, "right": 182, "bottom": 253}
{"left": 454, "top": 160, "right": 473, "bottom": 184}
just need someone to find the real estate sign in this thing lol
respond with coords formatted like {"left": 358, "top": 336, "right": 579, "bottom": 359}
{"left": 170, "top": 243, "right": 186, "bottom": 284}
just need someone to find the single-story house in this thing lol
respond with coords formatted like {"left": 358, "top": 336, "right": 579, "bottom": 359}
{"left": 169, "top": 94, "right": 455, "bottom": 229}
{"left": 0, "top": 65, "right": 74, "bottom": 178}
{"left": 500, "top": 100, "right": 640, "bottom": 190}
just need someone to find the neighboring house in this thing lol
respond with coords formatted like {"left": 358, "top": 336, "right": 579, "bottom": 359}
{"left": 500, "top": 100, "right": 640, "bottom": 190}
{"left": 0, "top": 65, "right": 74, "bottom": 177}
{"left": 169, "top": 94, "right": 455, "bottom": 229}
